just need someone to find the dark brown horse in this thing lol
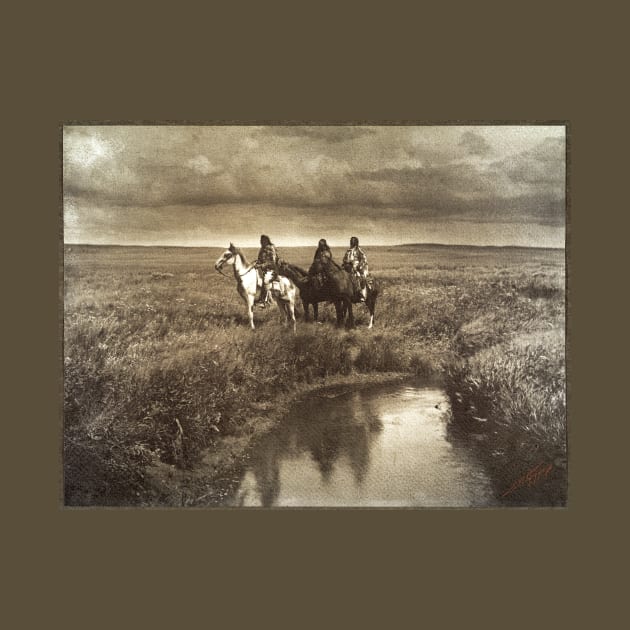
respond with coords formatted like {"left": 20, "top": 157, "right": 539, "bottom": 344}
{"left": 280, "top": 263, "right": 378, "bottom": 328}
{"left": 280, "top": 263, "right": 353, "bottom": 327}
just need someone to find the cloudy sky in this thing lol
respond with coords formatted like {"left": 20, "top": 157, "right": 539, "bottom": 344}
{"left": 63, "top": 125, "right": 566, "bottom": 248}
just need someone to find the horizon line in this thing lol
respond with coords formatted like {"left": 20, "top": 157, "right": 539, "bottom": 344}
{"left": 63, "top": 241, "right": 565, "bottom": 251}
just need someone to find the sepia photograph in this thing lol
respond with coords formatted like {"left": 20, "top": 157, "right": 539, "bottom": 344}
{"left": 62, "top": 124, "right": 567, "bottom": 508}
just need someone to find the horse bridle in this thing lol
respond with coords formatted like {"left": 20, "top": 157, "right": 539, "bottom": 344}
{"left": 215, "top": 252, "right": 258, "bottom": 279}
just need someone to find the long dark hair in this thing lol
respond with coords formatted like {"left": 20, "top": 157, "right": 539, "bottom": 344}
{"left": 350, "top": 236, "right": 359, "bottom": 247}
{"left": 318, "top": 238, "right": 330, "bottom": 251}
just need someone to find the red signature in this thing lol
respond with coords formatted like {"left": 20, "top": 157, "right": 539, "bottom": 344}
{"left": 501, "top": 462, "right": 553, "bottom": 498}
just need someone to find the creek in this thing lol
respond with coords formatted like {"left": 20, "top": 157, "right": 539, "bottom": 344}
{"left": 217, "top": 380, "right": 499, "bottom": 507}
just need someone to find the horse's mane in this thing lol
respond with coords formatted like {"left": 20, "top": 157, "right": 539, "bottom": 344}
{"left": 232, "top": 247, "right": 250, "bottom": 266}
{"left": 280, "top": 262, "right": 309, "bottom": 284}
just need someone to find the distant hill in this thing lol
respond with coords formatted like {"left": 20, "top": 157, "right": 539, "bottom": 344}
{"left": 390, "top": 243, "right": 564, "bottom": 251}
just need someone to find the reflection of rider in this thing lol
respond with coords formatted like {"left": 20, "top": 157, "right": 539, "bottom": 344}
{"left": 309, "top": 239, "right": 333, "bottom": 289}
{"left": 255, "top": 234, "right": 278, "bottom": 308}
{"left": 343, "top": 236, "right": 368, "bottom": 301}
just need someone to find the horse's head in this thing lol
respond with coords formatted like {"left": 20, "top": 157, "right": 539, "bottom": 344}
{"left": 214, "top": 244, "right": 251, "bottom": 274}
{"left": 214, "top": 247, "right": 236, "bottom": 271}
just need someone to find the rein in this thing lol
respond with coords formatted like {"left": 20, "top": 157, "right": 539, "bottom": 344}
{"left": 216, "top": 254, "right": 258, "bottom": 279}
{"left": 237, "top": 263, "right": 257, "bottom": 277}
{"left": 216, "top": 266, "right": 232, "bottom": 279}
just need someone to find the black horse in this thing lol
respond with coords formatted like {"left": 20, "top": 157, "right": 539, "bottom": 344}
{"left": 280, "top": 262, "right": 378, "bottom": 328}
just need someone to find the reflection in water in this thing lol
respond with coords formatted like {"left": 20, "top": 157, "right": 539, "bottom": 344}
{"left": 225, "top": 382, "right": 498, "bottom": 507}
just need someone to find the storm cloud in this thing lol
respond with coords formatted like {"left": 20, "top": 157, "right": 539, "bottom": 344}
{"left": 63, "top": 125, "right": 566, "bottom": 247}
{"left": 459, "top": 130, "right": 492, "bottom": 157}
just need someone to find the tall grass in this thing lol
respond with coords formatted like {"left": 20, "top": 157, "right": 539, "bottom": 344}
{"left": 63, "top": 318, "right": 419, "bottom": 504}
{"left": 63, "top": 245, "right": 566, "bottom": 506}
{"left": 445, "top": 332, "right": 567, "bottom": 504}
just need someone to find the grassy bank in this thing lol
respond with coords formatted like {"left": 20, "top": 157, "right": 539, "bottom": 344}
{"left": 63, "top": 244, "right": 566, "bottom": 506}
{"left": 445, "top": 330, "right": 567, "bottom": 505}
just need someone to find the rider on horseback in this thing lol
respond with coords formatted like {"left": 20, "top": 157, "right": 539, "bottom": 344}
{"left": 308, "top": 239, "right": 334, "bottom": 289}
{"left": 255, "top": 234, "right": 278, "bottom": 308}
{"left": 343, "top": 236, "right": 369, "bottom": 302}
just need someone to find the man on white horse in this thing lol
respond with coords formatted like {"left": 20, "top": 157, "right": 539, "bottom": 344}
{"left": 255, "top": 234, "right": 279, "bottom": 308}
{"left": 343, "top": 236, "right": 369, "bottom": 302}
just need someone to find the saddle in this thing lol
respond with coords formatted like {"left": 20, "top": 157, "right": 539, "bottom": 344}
{"left": 268, "top": 272, "right": 289, "bottom": 298}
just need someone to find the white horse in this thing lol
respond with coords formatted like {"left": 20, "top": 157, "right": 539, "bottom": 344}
{"left": 263, "top": 269, "right": 298, "bottom": 334}
{"left": 214, "top": 243, "right": 261, "bottom": 330}
{"left": 214, "top": 243, "right": 298, "bottom": 332}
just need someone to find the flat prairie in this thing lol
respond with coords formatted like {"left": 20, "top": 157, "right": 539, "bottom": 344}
{"left": 63, "top": 244, "right": 566, "bottom": 506}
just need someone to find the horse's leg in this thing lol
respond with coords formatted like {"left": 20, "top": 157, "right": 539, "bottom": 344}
{"left": 247, "top": 294, "right": 255, "bottom": 330}
{"left": 277, "top": 298, "right": 291, "bottom": 328}
{"left": 345, "top": 299, "right": 355, "bottom": 329}
{"left": 288, "top": 301, "right": 297, "bottom": 334}
{"left": 334, "top": 300, "right": 344, "bottom": 327}
{"left": 367, "top": 293, "right": 375, "bottom": 329}
{"left": 274, "top": 297, "right": 286, "bottom": 326}
{"left": 313, "top": 301, "right": 319, "bottom": 323}
{"left": 302, "top": 299, "right": 310, "bottom": 322}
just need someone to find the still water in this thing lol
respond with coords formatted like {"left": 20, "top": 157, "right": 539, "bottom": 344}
{"left": 222, "top": 381, "right": 498, "bottom": 508}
